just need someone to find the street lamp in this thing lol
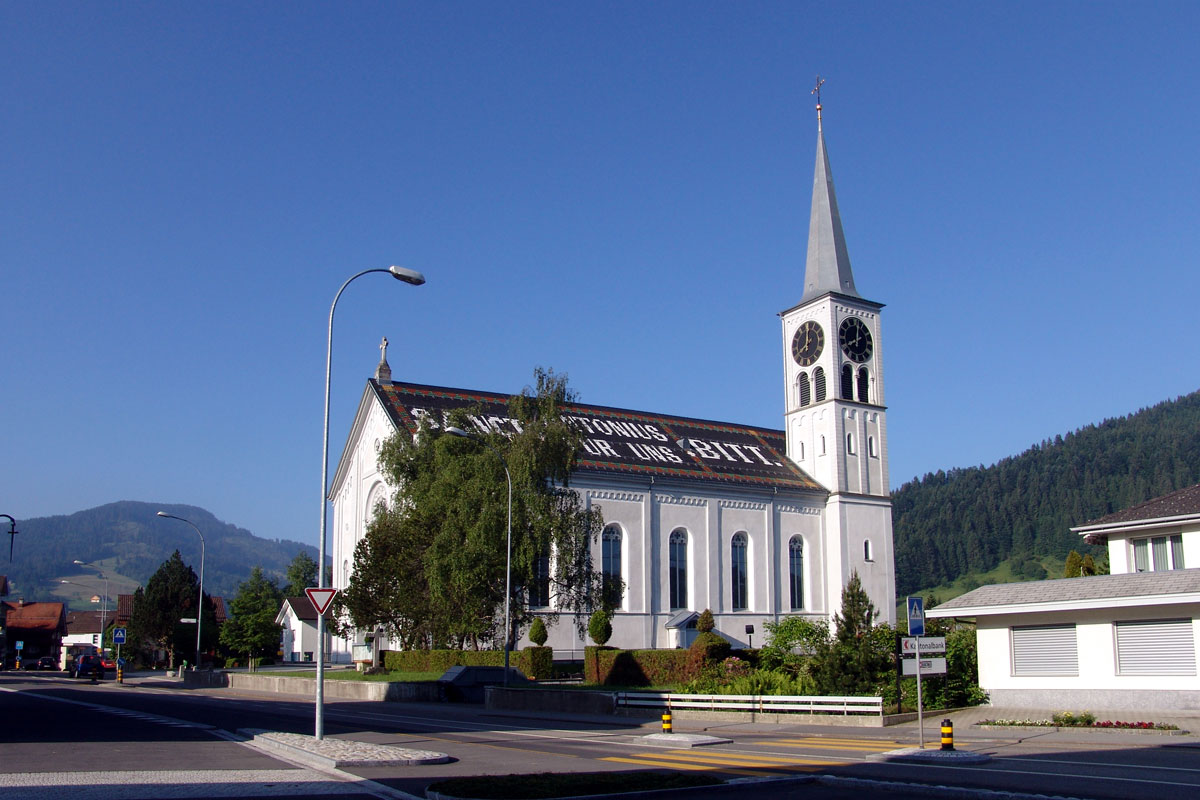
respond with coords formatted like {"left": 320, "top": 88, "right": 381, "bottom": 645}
{"left": 316, "top": 265, "right": 425, "bottom": 740}
{"left": 445, "top": 426, "right": 513, "bottom": 685}
{"left": 155, "top": 512, "right": 205, "bottom": 670}
{"left": 70, "top": 560, "right": 110, "bottom": 648}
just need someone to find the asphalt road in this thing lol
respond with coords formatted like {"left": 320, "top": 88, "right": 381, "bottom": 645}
{"left": 3, "top": 670, "right": 1199, "bottom": 800}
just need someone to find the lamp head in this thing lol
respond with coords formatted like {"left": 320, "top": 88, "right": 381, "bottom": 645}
{"left": 74, "top": 559, "right": 84, "bottom": 565}
{"left": 388, "top": 266, "right": 426, "bottom": 286}
{"left": 156, "top": 511, "right": 170, "bottom": 518}
{"left": 445, "top": 426, "right": 470, "bottom": 438}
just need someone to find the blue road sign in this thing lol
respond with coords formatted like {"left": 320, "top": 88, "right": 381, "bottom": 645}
{"left": 907, "top": 596, "right": 925, "bottom": 637}
{"left": 15, "top": 640, "right": 23, "bottom": 650}
{"left": 113, "top": 627, "right": 127, "bottom": 645}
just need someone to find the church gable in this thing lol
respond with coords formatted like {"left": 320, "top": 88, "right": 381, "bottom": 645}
{"left": 372, "top": 379, "right": 823, "bottom": 492}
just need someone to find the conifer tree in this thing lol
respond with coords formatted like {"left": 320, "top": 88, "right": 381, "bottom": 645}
{"left": 813, "top": 573, "right": 889, "bottom": 695}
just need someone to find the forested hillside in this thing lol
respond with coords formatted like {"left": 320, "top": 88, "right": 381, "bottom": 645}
{"left": 2, "top": 501, "right": 316, "bottom": 602}
{"left": 893, "top": 390, "right": 1200, "bottom": 596}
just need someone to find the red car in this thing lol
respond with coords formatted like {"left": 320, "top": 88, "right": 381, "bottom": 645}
{"left": 101, "top": 657, "right": 116, "bottom": 670}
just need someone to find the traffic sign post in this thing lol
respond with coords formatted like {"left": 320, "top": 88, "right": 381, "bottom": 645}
{"left": 906, "top": 597, "right": 927, "bottom": 748}
{"left": 113, "top": 627, "right": 127, "bottom": 684}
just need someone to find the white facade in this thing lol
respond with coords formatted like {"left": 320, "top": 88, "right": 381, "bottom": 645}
{"left": 930, "top": 483, "right": 1200, "bottom": 711}
{"left": 328, "top": 115, "right": 897, "bottom": 659}
{"left": 275, "top": 598, "right": 325, "bottom": 663}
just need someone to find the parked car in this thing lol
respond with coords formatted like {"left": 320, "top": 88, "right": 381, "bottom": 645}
{"left": 100, "top": 657, "right": 116, "bottom": 670}
{"left": 72, "top": 654, "right": 105, "bottom": 679}
{"left": 36, "top": 657, "right": 58, "bottom": 671}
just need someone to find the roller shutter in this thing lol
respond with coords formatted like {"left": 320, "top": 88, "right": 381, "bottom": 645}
{"left": 1011, "top": 624, "right": 1078, "bottom": 676}
{"left": 1116, "top": 619, "right": 1196, "bottom": 676}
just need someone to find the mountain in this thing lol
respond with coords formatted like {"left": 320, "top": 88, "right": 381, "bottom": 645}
{"left": 1, "top": 501, "right": 317, "bottom": 604}
{"left": 892, "top": 390, "right": 1200, "bottom": 597}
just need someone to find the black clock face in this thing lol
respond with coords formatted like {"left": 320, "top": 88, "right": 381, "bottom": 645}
{"left": 791, "top": 321, "right": 824, "bottom": 366}
{"left": 839, "top": 317, "right": 873, "bottom": 363}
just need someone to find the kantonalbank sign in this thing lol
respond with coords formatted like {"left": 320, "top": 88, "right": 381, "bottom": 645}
{"left": 374, "top": 380, "right": 821, "bottom": 491}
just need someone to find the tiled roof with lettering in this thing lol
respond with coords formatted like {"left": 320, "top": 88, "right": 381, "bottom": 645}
{"left": 930, "top": 569, "right": 1200, "bottom": 615}
{"left": 372, "top": 380, "right": 822, "bottom": 492}
{"left": 1075, "top": 482, "right": 1200, "bottom": 530}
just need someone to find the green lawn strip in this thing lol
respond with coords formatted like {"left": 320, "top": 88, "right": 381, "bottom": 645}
{"left": 428, "top": 771, "right": 723, "bottom": 800}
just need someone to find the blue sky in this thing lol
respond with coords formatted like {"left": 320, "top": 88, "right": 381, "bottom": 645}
{"left": 3, "top": 2, "right": 1198, "bottom": 548}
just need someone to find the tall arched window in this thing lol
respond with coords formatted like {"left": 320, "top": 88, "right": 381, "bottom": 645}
{"left": 857, "top": 367, "right": 869, "bottom": 403}
{"left": 669, "top": 529, "right": 688, "bottom": 610}
{"left": 864, "top": 539, "right": 874, "bottom": 562}
{"left": 799, "top": 373, "right": 811, "bottom": 407}
{"left": 813, "top": 367, "right": 826, "bottom": 402}
{"left": 602, "top": 525, "right": 622, "bottom": 607}
{"left": 846, "top": 432, "right": 855, "bottom": 454}
{"left": 731, "top": 532, "right": 748, "bottom": 611}
{"left": 529, "top": 550, "right": 551, "bottom": 607}
{"left": 841, "top": 363, "right": 854, "bottom": 399}
{"left": 789, "top": 536, "right": 804, "bottom": 610}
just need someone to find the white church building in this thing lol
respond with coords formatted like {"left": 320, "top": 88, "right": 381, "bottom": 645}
{"left": 329, "top": 107, "right": 897, "bottom": 659}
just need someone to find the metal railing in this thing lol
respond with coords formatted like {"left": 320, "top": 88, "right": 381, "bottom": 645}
{"left": 616, "top": 691, "right": 883, "bottom": 717}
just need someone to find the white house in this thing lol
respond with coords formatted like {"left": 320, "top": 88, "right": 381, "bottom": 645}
{"left": 328, "top": 107, "right": 897, "bottom": 661}
{"left": 928, "top": 483, "right": 1200, "bottom": 712}
{"left": 275, "top": 596, "right": 326, "bottom": 663}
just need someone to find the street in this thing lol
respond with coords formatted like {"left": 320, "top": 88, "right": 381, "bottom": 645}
{"left": 3, "top": 670, "right": 1199, "bottom": 800}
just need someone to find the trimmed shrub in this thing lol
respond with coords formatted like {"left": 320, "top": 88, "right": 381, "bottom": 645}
{"left": 528, "top": 618, "right": 549, "bottom": 647}
{"left": 588, "top": 647, "right": 691, "bottom": 686}
{"left": 588, "top": 610, "right": 612, "bottom": 646}
{"left": 380, "top": 648, "right": 551, "bottom": 680}
{"left": 696, "top": 609, "right": 715, "bottom": 633}
{"left": 521, "top": 646, "right": 553, "bottom": 679}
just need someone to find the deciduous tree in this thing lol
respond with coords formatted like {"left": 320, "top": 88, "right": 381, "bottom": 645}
{"left": 220, "top": 566, "right": 284, "bottom": 668}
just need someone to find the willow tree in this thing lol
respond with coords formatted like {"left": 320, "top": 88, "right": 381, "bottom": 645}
{"left": 338, "top": 368, "right": 611, "bottom": 650}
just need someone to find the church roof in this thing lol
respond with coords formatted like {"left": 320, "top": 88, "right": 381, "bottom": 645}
{"left": 370, "top": 380, "right": 823, "bottom": 492}
{"left": 800, "top": 117, "right": 861, "bottom": 304}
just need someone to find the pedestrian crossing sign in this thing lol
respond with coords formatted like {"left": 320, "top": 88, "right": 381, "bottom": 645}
{"left": 907, "top": 596, "right": 925, "bottom": 636}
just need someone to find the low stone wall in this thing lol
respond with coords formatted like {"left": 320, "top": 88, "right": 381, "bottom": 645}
{"left": 181, "top": 670, "right": 440, "bottom": 702}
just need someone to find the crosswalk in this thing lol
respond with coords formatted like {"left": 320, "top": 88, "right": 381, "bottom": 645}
{"left": 602, "top": 736, "right": 903, "bottom": 777}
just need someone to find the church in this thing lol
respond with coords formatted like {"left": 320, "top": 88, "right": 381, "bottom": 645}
{"left": 329, "top": 105, "right": 896, "bottom": 660}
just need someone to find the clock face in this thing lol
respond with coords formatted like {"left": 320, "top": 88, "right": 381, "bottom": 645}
{"left": 791, "top": 321, "right": 824, "bottom": 366}
{"left": 839, "top": 317, "right": 873, "bottom": 363}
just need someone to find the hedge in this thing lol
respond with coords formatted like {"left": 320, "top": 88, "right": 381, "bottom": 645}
{"left": 380, "top": 647, "right": 553, "bottom": 679}
{"left": 586, "top": 646, "right": 692, "bottom": 686}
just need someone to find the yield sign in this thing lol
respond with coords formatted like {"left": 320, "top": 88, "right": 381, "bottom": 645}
{"left": 305, "top": 587, "right": 338, "bottom": 616}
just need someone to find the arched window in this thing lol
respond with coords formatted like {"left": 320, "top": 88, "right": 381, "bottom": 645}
{"left": 813, "top": 367, "right": 826, "bottom": 402}
{"left": 820, "top": 435, "right": 826, "bottom": 455}
{"left": 731, "top": 532, "right": 748, "bottom": 611}
{"left": 846, "top": 432, "right": 855, "bottom": 454}
{"left": 798, "top": 441, "right": 806, "bottom": 461}
{"left": 669, "top": 529, "right": 688, "bottom": 610}
{"left": 864, "top": 539, "right": 874, "bottom": 562}
{"left": 602, "top": 525, "right": 623, "bottom": 607}
{"left": 841, "top": 363, "right": 853, "bottom": 399}
{"left": 789, "top": 536, "right": 804, "bottom": 610}
{"left": 799, "top": 373, "right": 811, "bottom": 407}
{"left": 868, "top": 436, "right": 877, "bottom": 458}
{"left": 857, "top": 367, "right": 869, "bottom": 403}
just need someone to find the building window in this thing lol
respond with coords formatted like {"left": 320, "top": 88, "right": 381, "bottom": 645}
{"left": 840, "top": 363, "right": 853, "bottom": 399}
{"left": 731, "top": 532, "right": 748, "bottom": 611}
{"left": 799, "top": 373, "right": 811, "bottom": 407}
{"left": 846, "top": 432, "right": 855, "bottom": 454}
{"left": 1132, "top": 535, "right": 1185, "bottom": 572}
{"left": 1115, "top": 619, "right": 1196, "bottom": 676}
{"left": 602, "top": 525, "right": 622, "bottom": 607}
{"left": 813, "top": 367, "right": 826, "bottom": 402}
{"left": 529, "top": 550, "right": 551, "bottom": 607}
{"left": 868, "top": 435, "right": 877, "bottom": 457}
{"left": 864, "top": 539, "right": 873, "bottom": 562}
{"left": 669, "top": 529, "right": 689, "bottom": 610}
{"left": 1011, "top": 624, "right": 1078, "bottom": 676}
{"left": 820, "top": 435, "right": 826, "bottom": 455}
{"left": 857, "top": 367, "right": 869, "bottom": 403}
{"left": 789, "top": 536, "right": 804, "bottom": 610}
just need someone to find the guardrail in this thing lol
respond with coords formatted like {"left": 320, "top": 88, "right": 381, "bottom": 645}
{"left": 615, "top": 691, "right": 883, "bottom": 717}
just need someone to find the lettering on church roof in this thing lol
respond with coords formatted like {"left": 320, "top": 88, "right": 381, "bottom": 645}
{"left": 373, "top": 380, "right": 822, "bottom": 491}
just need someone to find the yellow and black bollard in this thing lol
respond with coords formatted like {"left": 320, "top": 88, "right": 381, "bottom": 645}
{"left": 940, "top": 718, "right": 955, "bottom": 751}
{"left": 661, "top": 712, "right": 673, "bottom": 734}
{"left": 117, "top": 665, "right": 123, "bottom": 684}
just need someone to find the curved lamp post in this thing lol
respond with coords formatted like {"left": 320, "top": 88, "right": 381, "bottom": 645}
{"left": 445, "top": 426, "right": 513, "bottom": 685}
{"left": 316, "top": 265, "right": 424, "bottom": 740}
{"left": 1, "top": 514, "right": 16, "bottom": 561}
{"left": 155, "top": 511, "right": 205, "bottom": 669}
{"left": 70, "top": 560, "right": 110, "bottom": 646}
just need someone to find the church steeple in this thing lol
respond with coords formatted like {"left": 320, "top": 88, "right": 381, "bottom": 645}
{"left": 801, "top": 92, "right": 860, "bottom": 303}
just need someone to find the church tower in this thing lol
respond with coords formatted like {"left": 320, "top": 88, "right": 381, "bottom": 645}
{"left": 780, "top": 89, "right": 895, "bottom": 622}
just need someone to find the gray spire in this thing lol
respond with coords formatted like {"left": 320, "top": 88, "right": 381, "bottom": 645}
{"left": 801, "top": 117, "right": 860, "bottom": 302}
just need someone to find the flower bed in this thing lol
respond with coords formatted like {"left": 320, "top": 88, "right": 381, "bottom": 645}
{"left": 978, "top": 711, "right": 1179, "bottom": 731}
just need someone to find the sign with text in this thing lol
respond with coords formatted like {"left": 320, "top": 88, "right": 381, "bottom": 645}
{"left": 901, "top": 657, "right": 947, "bottom": 676}
{"left": 306, "top": 587, "right": 338, "bottom": 616}
{"left": 900, "top": 636, "right": 946, "bottom": 655}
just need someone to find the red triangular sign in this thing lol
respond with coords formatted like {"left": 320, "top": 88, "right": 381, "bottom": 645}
{"left": 305, "top": 587, "right": 338, "bottom": 616}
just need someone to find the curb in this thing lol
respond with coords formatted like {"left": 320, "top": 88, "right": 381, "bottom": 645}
{"left": 238, "top": 728, "right": 450, "bottom": 769}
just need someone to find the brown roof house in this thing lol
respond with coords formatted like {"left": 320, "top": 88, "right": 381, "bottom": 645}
{"left": 929, "top": 482, "right": 1200, "bottom": 712}
{"left": 3, "top": 599, "right": 67, "bottom": 666}
{"left": 275, "top": 596, "right": 328, "bottom": 663}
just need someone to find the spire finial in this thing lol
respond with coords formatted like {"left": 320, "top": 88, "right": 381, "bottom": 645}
{"left": 375, "top": 336, "right": 392, "bottom": 382}
{"left": 812, "top": 75, "right": 825, "bottom": 129}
